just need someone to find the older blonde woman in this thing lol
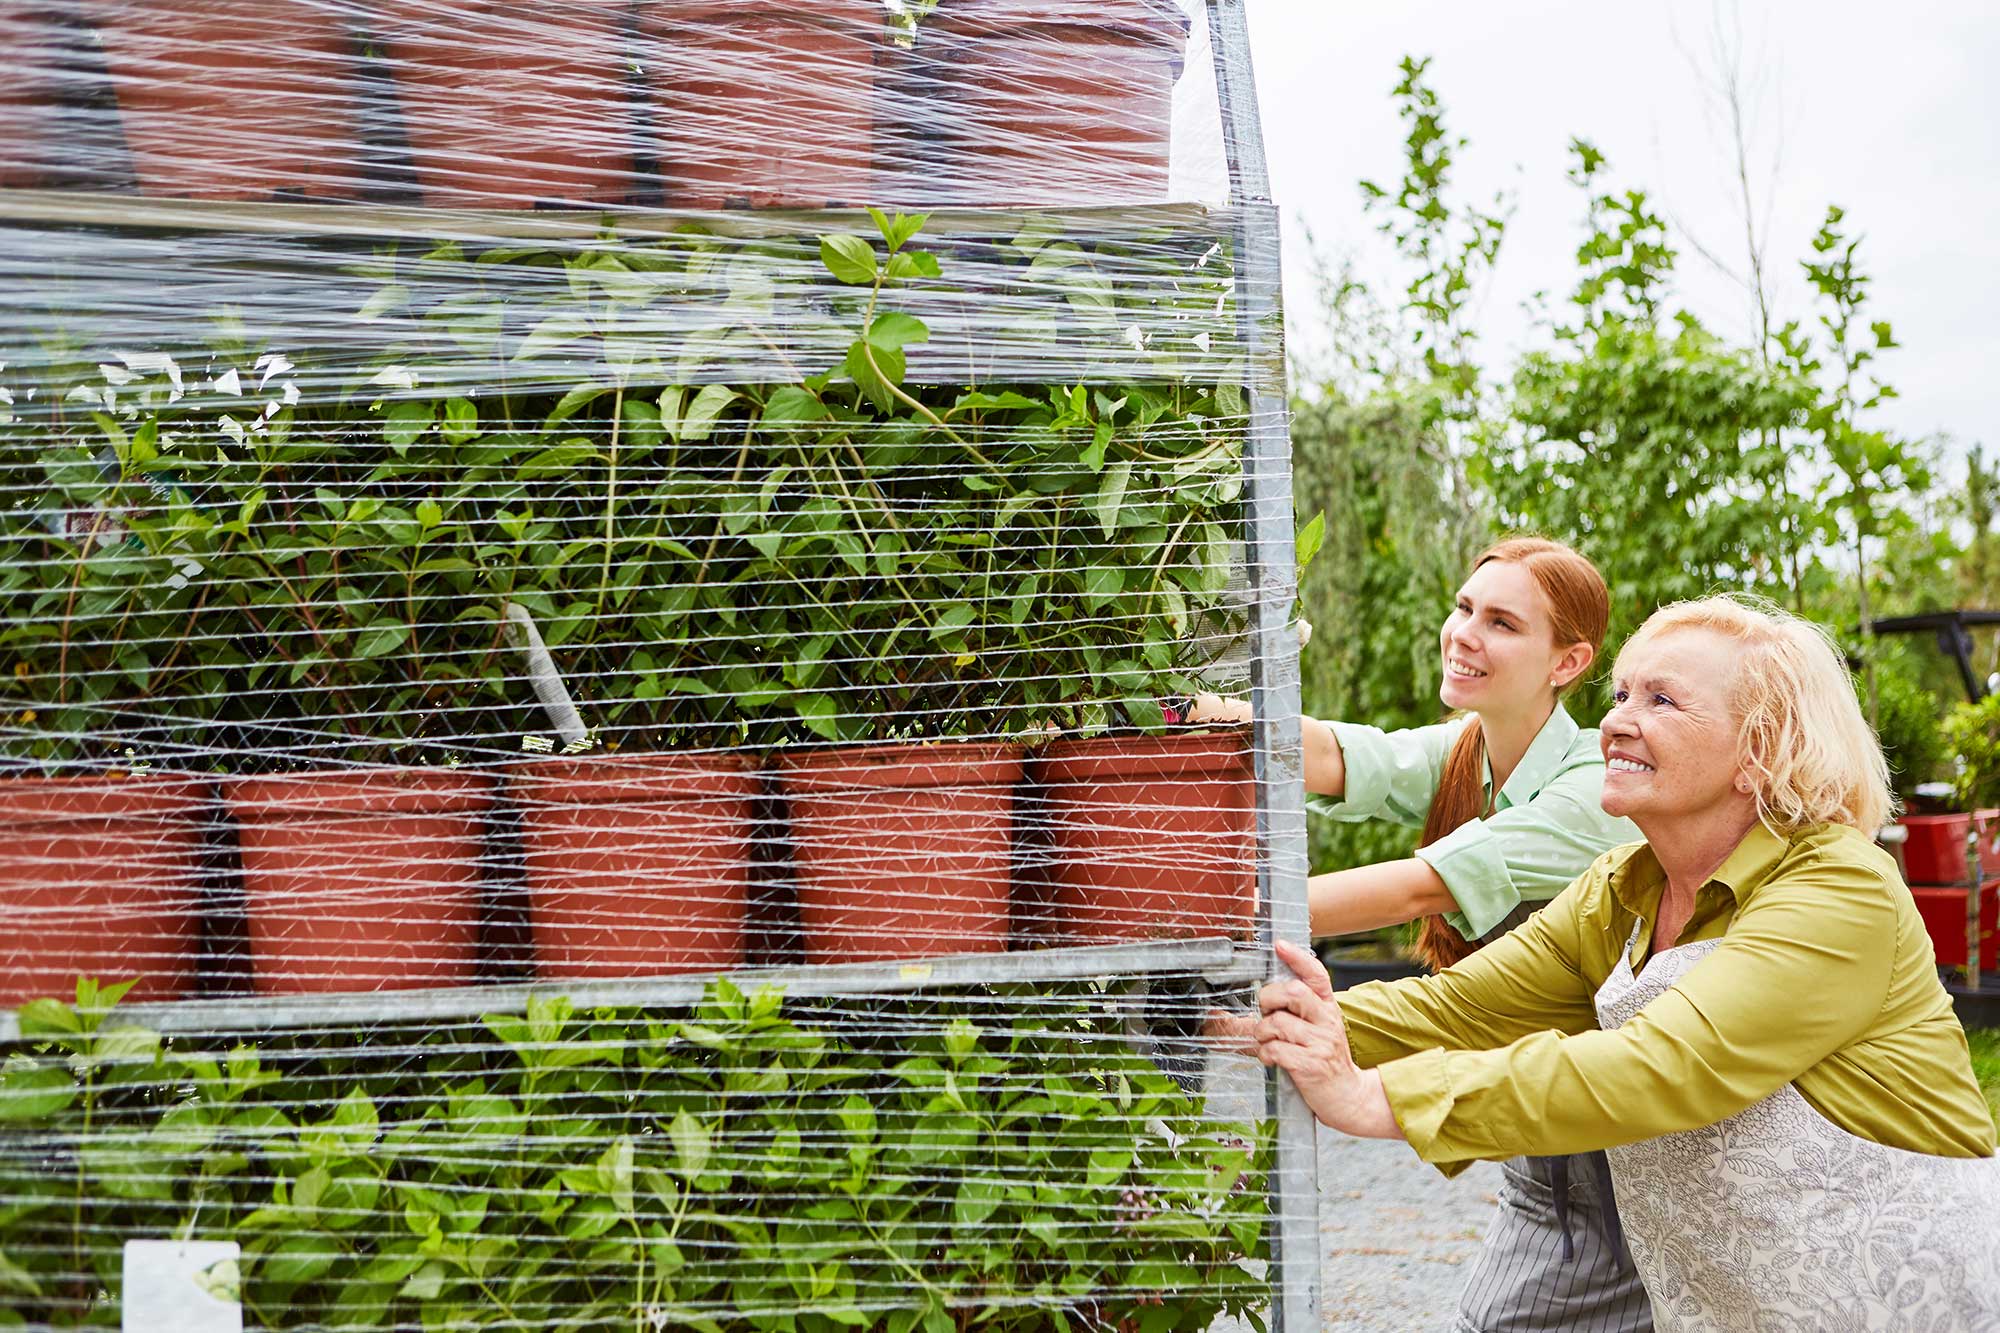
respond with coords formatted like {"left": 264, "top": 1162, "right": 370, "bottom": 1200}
{"left": 1251, "top": 596, "right": 1998, "bottom": 1330}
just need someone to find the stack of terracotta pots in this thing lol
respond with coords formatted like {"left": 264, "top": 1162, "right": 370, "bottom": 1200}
{"left": 35, "top": 0, "right": 1187, "bottom": 209}
{"left": 0, "top": 726, "right": 1255, "bottom": 1005}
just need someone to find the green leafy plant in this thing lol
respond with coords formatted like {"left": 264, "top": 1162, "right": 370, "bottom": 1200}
{"left": 0, "top": 979, "right": 1271, "bottom": 1330}
{"left": 1, "top": 212, "right": 1248, "bottom": 767}
{"left": 1943, "top": 692, "right": 2000, "bottom": 812}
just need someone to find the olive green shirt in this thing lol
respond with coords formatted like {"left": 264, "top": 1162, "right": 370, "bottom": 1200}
{"left": 1340, "top": 822, "right": 1997, "bottom": 1175}
{"left": 1309, "top": 704, "right": 1639, "bottom": 938}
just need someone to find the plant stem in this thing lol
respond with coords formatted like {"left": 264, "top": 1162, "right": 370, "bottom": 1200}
{"left": 599, "top": 383, "right": 626, "bottom": 614}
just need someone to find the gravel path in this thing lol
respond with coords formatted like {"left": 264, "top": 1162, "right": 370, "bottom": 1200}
{"left": 1202, "top": 1054, "right": 1502, "bottom": 1330}
{"left": 1316, "top": 1135, "right": 1500, "bottom": 1330}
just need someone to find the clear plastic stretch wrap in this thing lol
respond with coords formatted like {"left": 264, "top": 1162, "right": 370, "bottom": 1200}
{"left": 0, "top": 3, "right": 1311, "bottom": 1328}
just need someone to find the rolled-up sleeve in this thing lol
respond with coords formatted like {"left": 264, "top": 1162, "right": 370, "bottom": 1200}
{"left": 1306, "top": 718, "right": 1465, "bottom": 828}
{"left": 1415, "top": 764, "right": 1639, "bottom": 938}
{"left": 1369, "top": 857, "right": 1901, "bottom": 1169}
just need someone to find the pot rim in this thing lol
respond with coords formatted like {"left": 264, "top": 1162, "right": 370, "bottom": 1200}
{"left": 225, "top": 765, "right": 495, "bottom": 819}
{"left": 1030, "top": 727, "right": 1251, "bottom": 783}
{"left": 777, "top": 739, "right": 1024, "bottom": 792}
{"left": 506, "top": 751, "right": 760, "bottom": 804}
{"left": 0, "top": 771, "right": 214, "bottom": 824}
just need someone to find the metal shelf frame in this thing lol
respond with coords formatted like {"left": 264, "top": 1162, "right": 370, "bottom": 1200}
{"left": 0, "top": 938, "right": 1247, "bottom": 1041}
{"left": 0, "top": 3, "right": 1318, "bottom": 1322}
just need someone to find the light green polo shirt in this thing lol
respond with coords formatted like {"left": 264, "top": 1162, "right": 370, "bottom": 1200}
{"left": 1307, "top": 703, "right": 1639, "bottom": 938}
{"left": 1342, "top": 822, "right": 1997, "bottom": 1173}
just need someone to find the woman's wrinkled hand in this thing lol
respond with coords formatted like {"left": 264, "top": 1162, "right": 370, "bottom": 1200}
{"left": 1251, "top": 940, "right": 1405, "bottom": 1141}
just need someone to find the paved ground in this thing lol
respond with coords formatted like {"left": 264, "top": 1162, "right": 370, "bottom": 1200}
{"left": 1316, "top": 1135, "right": 1500, "bottom": 1330}
{"left": 1202, "top": 1053, "right": 1501, "bottom": 1330}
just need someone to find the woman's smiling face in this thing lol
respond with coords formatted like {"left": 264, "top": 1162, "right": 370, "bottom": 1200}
{"left": 1438, "top": 559, "right": 1581, "bottom": 715}
{"left": 1599, "top": 627, "right": 1751, "bottom": 826}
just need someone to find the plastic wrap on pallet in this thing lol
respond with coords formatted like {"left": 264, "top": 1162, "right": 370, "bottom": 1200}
{"left": 0, "top": 0, "right": 1230, "bottom": 209}
{"left": 0, "top": 3, "right": 1302, "bottom": 1327}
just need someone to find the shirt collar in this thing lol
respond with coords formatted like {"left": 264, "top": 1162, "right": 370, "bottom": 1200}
{"left": 1609, "top": 820, "right": 1792, "bottom": 916}
{"left": 1487, "top": 701, "right": 1582, "bottom": 810}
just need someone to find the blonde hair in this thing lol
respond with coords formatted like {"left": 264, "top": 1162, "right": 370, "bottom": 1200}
{"left": 1621, "top": 594, "right": 1893, "bottom": 833}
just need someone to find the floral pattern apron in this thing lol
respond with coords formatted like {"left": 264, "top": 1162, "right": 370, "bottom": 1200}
{"left": 1594, "top": 927, "right": 2000, "bottom": 1331}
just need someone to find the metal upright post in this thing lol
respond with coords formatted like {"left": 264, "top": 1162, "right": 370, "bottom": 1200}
{"left": 1203, "top": 2, "right": 1319, "bottom": 1330}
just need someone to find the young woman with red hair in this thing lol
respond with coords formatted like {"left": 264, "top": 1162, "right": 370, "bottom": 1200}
{"left": 1197, "top": 535, "right": 1652, "bottom": 1331}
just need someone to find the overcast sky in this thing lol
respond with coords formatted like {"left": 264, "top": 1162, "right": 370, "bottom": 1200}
{"left": 1235, "top": 0, "right": 2000, "bottom": 467}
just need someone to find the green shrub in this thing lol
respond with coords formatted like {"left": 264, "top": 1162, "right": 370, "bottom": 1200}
{"left": 0, "top": 978, "right": 1269, "bottom": 1330}
{"left": 1944, "top": 692, "right": 2000, "bottom": 811}
{"left": 0, "top": 213, "right": 1247, "bottom": 770}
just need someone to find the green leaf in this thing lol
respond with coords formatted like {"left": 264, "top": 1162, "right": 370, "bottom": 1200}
{"left": 353, "top": 622, "right": 411, "bottom": 661}
{"left": 670, "top": 1110, "right": 711, "bottom": 1181}
{"left": 1095, "top": 460, "right": 1131, "bottom": 537}
{"left": 0, "top": 1060, "right": 76, "bottom": 1120}
{"left": 954, "top": 1179, "right": 1001, "bottom": 1228}
{"left": 1295, "top": 510, "right": 1326, "bottom": 571}
{"left": 845, "top": 338, "right": 902, "bottom": 412}
{"left": 261, "top": 1235, "right": 339, "bottom": 1287}
{"left": 381, "top": 400, "right": 432, "bottom": 452}
{"left": 518, "top": 441, "right": 605, "bottom": 479}
{"left": 15, "top": 998, "right": 80, "bottom": 1038}
{"left": 763, "top": 386, "right": 829, "bottom": 427}
{"left": 866, "top": 312, "right": 930, "bottom": 355}
{"left": 927, "top": 604, "right": 977, "bottom": 641}
{"left": 515, "top": 312, "right": 590, "bottom": 361}
{"left": 680, "top": 384, "right": 737, "bottom": 442}
{"left": 794, "top": 693, "right": 840, "bottom": 741}
{"left": 818, "top": 233, "right": 878, "bottom": 285}
{"left": 885, "top": 250, "right": 942, "bottom": 281}
{"left": 545, "top": 383, "right": 613, "bottom": 426}
{"left": 1082, "top": 565, "right": 1123, "bottom": 612}
{"left": 355, "top": 283, "right": 410, "bottom": 322}
{"left": 622, "top": 398, "right": 664, "bottom": 455}
{"left": 439, "top": 396, "right": 479, "bottom": 445}
{"left": 867, "top": 207, "right": 928, "bottom": 253}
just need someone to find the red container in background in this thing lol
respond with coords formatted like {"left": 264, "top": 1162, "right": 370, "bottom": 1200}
{"left": 639, "top": 0, "right": 880, "bottom": 209}
{"left": 1899, "top": 813, "right": 1979, "bottom": 885}
{"left": 1910, "top": 882, "right": 1998, "bottom": 971}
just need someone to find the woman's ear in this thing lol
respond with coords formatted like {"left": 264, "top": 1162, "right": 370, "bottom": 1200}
{"left": 1550, "top": 641, "right": 1596, "bottom": 691}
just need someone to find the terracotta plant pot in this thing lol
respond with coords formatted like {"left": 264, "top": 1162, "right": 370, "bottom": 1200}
{"left": 0, "top": 8, "right": 64, "bottom": 189}
{"left": 1029, "top": 729, "right": 1254, "bottom": 943}
{"left": 778, "top": 742, "right": 1024, "bottom": 964}
{"left": 0, "top": 774, "right": 210, "bottom": 1006}
{"left": 637, "top": 0, "right": 879, "bottom": 209}
{"left": 225, "top": 767, "right": 493, "bottom": 995}
{"left": 377, "top": 0, "right": 637, "bottom": 208}
{"left": 87, "top": 0, "right": 365, "bottom": 201}
{"left": 882, "top": 0, "right": 1187, "bottom": 206}
{"left": 508, "top": 753, "right": 757, "bottom": 979}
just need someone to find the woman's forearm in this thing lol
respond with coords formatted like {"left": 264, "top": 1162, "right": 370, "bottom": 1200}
{"left": 1310, "top": 858, "right": 1458, "bottom": 939}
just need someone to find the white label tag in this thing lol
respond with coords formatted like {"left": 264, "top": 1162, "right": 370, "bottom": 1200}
{"left": 122, "top": 1240, "right": 242, "bottom": 1333}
